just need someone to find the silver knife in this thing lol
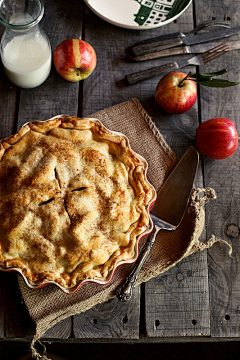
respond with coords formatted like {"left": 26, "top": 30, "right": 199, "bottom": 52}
{"left": 133, "top": 20, "right": 231, "bottom": 48}
{"left": 132, "top": 40, "right": 240, "bottom": 62}
{"left": 126, "top": 42, "right": 230, "bottom": 85}
{"left": 132, "top": 26, "right": 240, "bottom": 57}
{"left": 117, "top": 146, "right": 199, "bottom": 302}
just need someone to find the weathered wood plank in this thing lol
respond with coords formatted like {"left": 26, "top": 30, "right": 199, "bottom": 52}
{"left": 0, "top": 23, "right": 18, "bottom": 137}
{"left": 0, "top": 272, "right": 6, "bottom": 338}
{"left": 0, "top": 63, "right": 18, "bottom": 137}
{"left": 5, "top": 274, "right": 35, "bottom": 338}
{"left": 74, "top": 287, "right": 140, "bottom": 339}
{"left": 144, "top": 150, "right": 209, "bottom": 336}
{"left": 145, "top": 250, "right": 210, "bottom": 337}
{"left": 140, "top": 4, "right": 210, "bottom": 337}
{"left": 81, "top": 6, "right": 142, "bottom": 116}
{"left": 17, "top": 0, "right": 82, "bottom": 128}
{"left": 43, "top": 318, "right": 72, "bottom": 339}
{"left": 4, "top": 0, "right": 83, "bottom": 339}
{"left": 195, "top": 0, "right": 240, "bottom": 338}
{"left": 0, "top": 26, "right": 18, "bottom": 339}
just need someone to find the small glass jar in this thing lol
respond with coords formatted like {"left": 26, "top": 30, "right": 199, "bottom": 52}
{"left": 0, "top": 0, "right": 51, "bottom": 88}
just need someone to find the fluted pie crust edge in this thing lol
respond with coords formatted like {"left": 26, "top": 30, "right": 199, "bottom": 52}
{"left": 0, "top": 115, "right": 155, "bottom": 290}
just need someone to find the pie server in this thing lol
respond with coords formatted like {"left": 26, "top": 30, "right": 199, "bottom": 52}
{"left": 117, "top": 146, "right": 199, "bottom": 301}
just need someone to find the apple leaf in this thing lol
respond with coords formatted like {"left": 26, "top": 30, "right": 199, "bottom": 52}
{"left": 190, "top": 69, "right": 229, "bottom": 79}
{"left": 196, "top": 79, "right": 240, "bottom": 87}
{"left": 190, "top": 74, "right": 212, "bottom": 82}
{"left": 187, "top": 69, "right": 240, "bottom": 88}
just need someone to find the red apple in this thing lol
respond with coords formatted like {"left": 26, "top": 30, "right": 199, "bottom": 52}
{"left": 155, "top": 72, "right": 197, "bottom": 114}
{"left": 53, "top": 39, "right": 97, "bottom": 82}
{"left": 195, "top": 118, "right": 239, "bottom": 159}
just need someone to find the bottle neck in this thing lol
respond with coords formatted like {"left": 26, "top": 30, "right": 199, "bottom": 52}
{"left": 0, "top": 0, "right": 44, "bottom": 30}
{"left": 2, "top": 23, "right": 40, "bottom": 42}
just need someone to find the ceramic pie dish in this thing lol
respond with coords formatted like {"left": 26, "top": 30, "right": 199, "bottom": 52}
{"left": 0, "top": 115, "right": 156, "bottom": 294}
{"left": 84, "top": 0, "right": 192, "bottom": 30}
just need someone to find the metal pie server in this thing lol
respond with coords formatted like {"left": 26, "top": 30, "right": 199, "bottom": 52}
{"left": 117, "top": 146, "right": 199, "bottom": 302}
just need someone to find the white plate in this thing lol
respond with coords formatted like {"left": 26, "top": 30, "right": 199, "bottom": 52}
{"left": 84, "top": 0, "right": 192, "bottom": 30}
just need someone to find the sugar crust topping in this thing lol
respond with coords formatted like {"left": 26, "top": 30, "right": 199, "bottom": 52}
{"left": 0, "top": 116, "right": 154, "bottom": 288}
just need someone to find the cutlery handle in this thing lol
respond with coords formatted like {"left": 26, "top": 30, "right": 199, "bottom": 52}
{"left": 132, "top": 46, "right": 189, "bottom": 62}
{"left": 132, "top": 37, "right": 184, "bottom": 57}
{"left": 126, "top": 62, "right": 179, "bottom": 85}
{"left": 116, "top": 225, "right": 160, "bottom": 302}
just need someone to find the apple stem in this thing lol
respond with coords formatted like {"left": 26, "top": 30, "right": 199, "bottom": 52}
{"left": 76, "top": 68, "right": 80, "bottom": 77}
{"left": 178, "top": 72, "right": 192, "bottom": 87}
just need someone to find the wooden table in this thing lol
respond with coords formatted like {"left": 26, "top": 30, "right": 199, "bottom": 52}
{"left": 0, "top": 0, "right": 240, "bottom": 344}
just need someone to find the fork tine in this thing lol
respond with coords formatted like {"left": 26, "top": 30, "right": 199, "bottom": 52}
{"left": 201, "top": 42, "right": 230, "bottom": 64}
{"left": 187, "top": 20, "right": 230, "bottom": 34}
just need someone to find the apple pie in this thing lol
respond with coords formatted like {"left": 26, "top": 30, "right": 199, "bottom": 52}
{"left": 0, "top": 116, "right": 155, "bottom": 289}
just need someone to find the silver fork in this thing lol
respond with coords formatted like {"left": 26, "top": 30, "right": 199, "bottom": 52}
{"left": 187, "top": 19, "right": 230, "bottom": 35}
{"left": 126, "top": 42, "right": 230, "bottom": 85}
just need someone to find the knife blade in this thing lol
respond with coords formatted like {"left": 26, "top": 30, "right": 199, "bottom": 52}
{"left": 132, "top": 40, "right": 240, "bottom": 62}
{"left": 117, "top": 146, "right": 199, "bottom": 301}
{"left": 133, "top": 19, "right": 231, "bottom": 48}
{"left": 132, "top": 26, "right": 240, "bottom": 57}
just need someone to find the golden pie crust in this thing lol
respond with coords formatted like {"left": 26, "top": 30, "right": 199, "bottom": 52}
{"left": 0, "top": 116, "right": 154, "bottom": 288}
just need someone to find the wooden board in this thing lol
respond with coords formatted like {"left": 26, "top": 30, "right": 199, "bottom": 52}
{"left": 139, "top": 4, "right": 210, "bottom": 337}
{"left": 195, "top": 0, "right": 240, "bottom": 338}
{"left": 145, "top": 250, "right": 210, "bottom": 337}
{"left": 0, "top": 26, "right": 18, "bottom": 339}
{"left": 5, "top": 274, "right": 35, "bottom": 338}
{"left": 17, "top": 0, "right": 82, "bottom": 129}
{"left": 43, "top": 318, "right": 72, "bottom": 339}
{"left": 0, "top": 60, "right": 17, "bottom": 137}
{"left": 74, "top": 287, "right": 140, "bottom": 339}
{"left": 0, "top": 272, "right": 6, "bottom": 338}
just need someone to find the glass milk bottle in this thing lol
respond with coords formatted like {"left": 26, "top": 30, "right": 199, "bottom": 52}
{"left": 0, "top": 0, "right": 51, "bottom": 88}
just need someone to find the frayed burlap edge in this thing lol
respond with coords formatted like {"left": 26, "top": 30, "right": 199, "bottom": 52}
{"left": 185, "top": 188, "right": 232, "bottom": 257}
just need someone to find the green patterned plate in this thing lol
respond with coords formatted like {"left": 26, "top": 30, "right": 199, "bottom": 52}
{"left": 84, "top": 0, "right": 192, "bottom": 30}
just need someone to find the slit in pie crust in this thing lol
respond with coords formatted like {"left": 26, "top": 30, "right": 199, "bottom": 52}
{"left": 0, "top": 116, "right": 155, "bottom": 289}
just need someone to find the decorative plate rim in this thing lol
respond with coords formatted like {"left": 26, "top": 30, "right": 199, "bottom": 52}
{"left": 84, "top": 0, "right": 192, "bottom": 30}
{"left": 0, "top": 115, "right": 157, "bottom": 294}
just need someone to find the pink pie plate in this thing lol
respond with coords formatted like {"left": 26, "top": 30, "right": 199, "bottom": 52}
{"left": 0, "top": 115, "right": 157, "bottom": 294}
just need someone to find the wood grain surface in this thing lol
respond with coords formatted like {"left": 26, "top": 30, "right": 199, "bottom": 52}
{"left": 136, "top": 4, "right": 210, "bottom": 339}
{"left": 195, "top": 0, "right": 240, "bottom": 338}
{"left": 73, "top": 287, "right": 141, "bottom": 339}
{"left": 0, "top": 0, "right": 239, "bottom": 342}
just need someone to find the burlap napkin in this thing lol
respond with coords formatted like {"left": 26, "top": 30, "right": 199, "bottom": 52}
{"left": 18, "top": 98, "right": 231, "bottom": 359}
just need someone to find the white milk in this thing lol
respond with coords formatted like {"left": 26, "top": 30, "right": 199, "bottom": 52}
{"left": 2, "top": 34, "right": 51, "bottom": 88}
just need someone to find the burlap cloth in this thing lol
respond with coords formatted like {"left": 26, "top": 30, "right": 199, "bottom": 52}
{"left": 17, "top": 99, "right": 231, "bottom": 359}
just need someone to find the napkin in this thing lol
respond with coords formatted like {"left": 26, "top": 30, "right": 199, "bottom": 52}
{"left": 18, "top": 98, "right": 230, "bottom": 359}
